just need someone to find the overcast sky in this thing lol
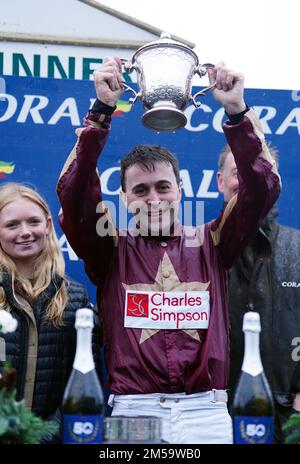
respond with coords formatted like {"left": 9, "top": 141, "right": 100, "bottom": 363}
{"left": 97, "top": 0, "right": 299, "bottom": 91}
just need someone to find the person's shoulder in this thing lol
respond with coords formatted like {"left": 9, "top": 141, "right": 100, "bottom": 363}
{"left": 0, "top": 266, "right": 10, "bottom": 280}
{"left": 274, "top": 222, "right": 300, "bottom": 255}
{"left": 65, "top": 276, "right": 88, "bottom": 291}
{"left": 64, "top": 276, "right": 89, "bottom": 305}
{"left": 277, "top": 222, "right": 300, "bottom": 241}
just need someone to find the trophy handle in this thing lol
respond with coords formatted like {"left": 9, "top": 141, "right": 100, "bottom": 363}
{"left": 191, "top": 63, "right": 216, "bottom": 108}
{"left": 122, "top": 83, "right": 140, "bottom": 105}
{"left": 121, "top": 59, "right": 140, "bottom": 105}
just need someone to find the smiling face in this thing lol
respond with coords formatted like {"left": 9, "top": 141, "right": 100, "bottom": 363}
{"left": 121, "top": 161, "right": 181, "bottom": 236}
{"left": 217, "top": 151, "right": 239, "bottom": 202}
{"left": 0, "top": 197, "right": 50, "bottom": 269}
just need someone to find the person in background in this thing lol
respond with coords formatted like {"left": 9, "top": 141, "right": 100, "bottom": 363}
{"left": 217, "top": 143, "right": 300, "bottom": 443}
{"left": 56, "top": 57, "right": 281, "bottom": 444}
{"left": 0, "top": 183, "right": 101, "bottom": 443}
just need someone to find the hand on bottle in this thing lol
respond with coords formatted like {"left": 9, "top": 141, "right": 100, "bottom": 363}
{"left": 208, "top": 62, "right": 246, "bottom": 115}
{"left": 93, "top": 57, "right": 124, "bottom": 107}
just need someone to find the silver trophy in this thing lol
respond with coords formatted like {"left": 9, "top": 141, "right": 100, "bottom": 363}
{"left": 123, "top": 32, "right": 215, "bottom": 132}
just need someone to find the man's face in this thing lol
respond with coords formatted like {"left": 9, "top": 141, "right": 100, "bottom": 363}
{"left": 121, "top": 161, "right": 181, "bottom": 236}
{"left": 217, "top": 152, "right": 239, "bottom": 202}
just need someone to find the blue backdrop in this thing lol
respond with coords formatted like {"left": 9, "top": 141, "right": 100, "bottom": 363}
{"left": 1, "top": 75, "right": 299, "bottom": 302}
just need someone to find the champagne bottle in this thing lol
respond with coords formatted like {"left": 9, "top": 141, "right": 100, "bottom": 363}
{"left": 62, "top": 308, "right": 104, "bottom": 444}
{"left": 232, "top": 311, "right": 274, "bottom": 444}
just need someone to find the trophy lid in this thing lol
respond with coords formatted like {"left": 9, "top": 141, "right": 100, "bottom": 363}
{"left": 132, "top": 32, "right": 199, "bottom": 65}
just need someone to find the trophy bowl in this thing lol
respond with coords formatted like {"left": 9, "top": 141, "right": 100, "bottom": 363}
{"left": 123, "top": 32, "right": 215, "bottom": 132}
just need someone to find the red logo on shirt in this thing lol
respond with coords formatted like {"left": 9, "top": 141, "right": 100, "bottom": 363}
{"left": 126, "top": 292, "right": 149, "bottom": 317}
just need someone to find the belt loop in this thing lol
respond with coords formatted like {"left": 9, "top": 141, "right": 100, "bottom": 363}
{"left": 108, "top": 394, "right": 115, "bottom": 407}
{"left": 210, "top": 389, "right": 217, "bottom": 403}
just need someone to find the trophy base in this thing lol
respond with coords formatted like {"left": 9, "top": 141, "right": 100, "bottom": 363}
{"left": 142, "top": 102, "right": 187, "bottom": 132}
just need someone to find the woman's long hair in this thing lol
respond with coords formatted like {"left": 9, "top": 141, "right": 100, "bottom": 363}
{"left": 0, "top": 183, "right": 68, "bottom": 326}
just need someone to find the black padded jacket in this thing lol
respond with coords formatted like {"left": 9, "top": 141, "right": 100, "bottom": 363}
{"left": 228, "top": 207, "right": 300, "bottom": 443}
{"left": 0, "top": 269, "right": 102, "bottom": 423}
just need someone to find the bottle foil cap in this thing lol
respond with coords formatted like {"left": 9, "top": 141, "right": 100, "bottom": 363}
{"left": 75, "top": 308, "right": 94, "bottom": 329}
{"left": 242, "top": 311, "right": 261, "bottom": 333}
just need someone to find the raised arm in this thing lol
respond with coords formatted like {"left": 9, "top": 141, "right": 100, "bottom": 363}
{"left": 56, "top": 57, "right": 124, "bottom": 285}
{"left": 207, "top": 63, "right": 281, "bottom": 268}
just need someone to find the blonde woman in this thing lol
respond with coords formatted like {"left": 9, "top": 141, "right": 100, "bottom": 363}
{"left": 0, "top": 183, "right": 101, "bottom": 443}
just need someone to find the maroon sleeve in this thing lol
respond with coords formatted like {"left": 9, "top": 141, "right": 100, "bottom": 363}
{"left": 210, "top": 109, "right": 281, "bottom": 269}
{"left": 56, "top": 113, "right": 117, "bottom": 286}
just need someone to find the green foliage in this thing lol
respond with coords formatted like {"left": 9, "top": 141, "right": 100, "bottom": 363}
{"left": 283, "top": 413, "right": 300, "bottom": 444}
{"left": 0, "top": 388, "right": 58, "bottom": 444}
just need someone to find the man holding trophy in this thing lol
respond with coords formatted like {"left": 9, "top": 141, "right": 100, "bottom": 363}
{"left": 57, "top": 54, "right": 281, "bottom": 443}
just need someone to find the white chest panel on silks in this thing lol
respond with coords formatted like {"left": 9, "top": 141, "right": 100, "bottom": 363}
{"left": 124, "top": 290, "right": 210, "bottom": 330}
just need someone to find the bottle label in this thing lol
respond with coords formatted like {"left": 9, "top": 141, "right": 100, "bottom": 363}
{"left": 63, "top": 414, "right": 103, "bottom": 444}
{"left": 234, "top": 416, "right": 273, "bottom": 444}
